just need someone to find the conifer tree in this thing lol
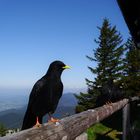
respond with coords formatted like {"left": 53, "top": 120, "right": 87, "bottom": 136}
{"left": 75, "top": 19, "right": 124, "bottom": 113}
{"left": 0, "top": 123, "right": 7, "bottom": 137}
{"left": 122, "top": 38, "right": 140, "bottom": 97}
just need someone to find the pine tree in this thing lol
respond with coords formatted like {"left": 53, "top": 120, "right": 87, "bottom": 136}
{"left": 0, "top": 123, "right": 7, "bottom": 137}
{"left": 75, "top": 19, "right": 124, "bottom": 112}
{"left": 122, "top": 38, "right": 140, "bottom": 97}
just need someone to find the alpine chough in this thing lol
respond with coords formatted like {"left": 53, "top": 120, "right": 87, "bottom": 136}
{"left": 21, "top": 60, "right": 70, "bottom": 130}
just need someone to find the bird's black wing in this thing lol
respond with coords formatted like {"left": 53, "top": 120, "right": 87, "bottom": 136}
{"left": 50, "top": 80, "right": 63, "bottom": 114}
{"left": 21, "top": 77, "right": 46, "bottom": 130}
{"left": 28, "top": 78, "right": 46, "bottom": 106}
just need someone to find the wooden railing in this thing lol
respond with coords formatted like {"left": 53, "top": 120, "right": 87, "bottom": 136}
{"left": 0, "top": 97, "right": 139, "bottom": 140}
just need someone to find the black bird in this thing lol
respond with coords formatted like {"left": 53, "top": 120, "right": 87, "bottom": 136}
{"left": 21, "top": 60, "right": 70, "bottom": 130}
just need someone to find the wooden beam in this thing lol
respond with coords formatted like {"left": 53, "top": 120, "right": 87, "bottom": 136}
{"left": 122, "top": 103, "right": 131, "bottom": 140}
{"left": 1, "top": 99, "right": 129, "bottom": 140}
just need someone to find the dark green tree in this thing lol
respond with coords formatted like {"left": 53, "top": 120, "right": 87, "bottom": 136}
{"left": 75, "top": 19, "right": 124, "bottom": 113}
{"left": 122, "top": 38, "right": 140, "bottom": 97}
{"left": 0, "top": 123, "right": 7, "bottom": 137}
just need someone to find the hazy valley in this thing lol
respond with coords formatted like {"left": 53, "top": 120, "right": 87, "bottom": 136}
{"left": 0, "top": 92, "right": 77, "bottom": 129}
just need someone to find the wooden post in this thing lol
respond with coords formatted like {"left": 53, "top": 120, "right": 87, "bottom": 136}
{"left": 122, "top": 96, "right": 140, "bottom": 140}
{"left": 122, "top": 103, "right": 131, "bottom": 140}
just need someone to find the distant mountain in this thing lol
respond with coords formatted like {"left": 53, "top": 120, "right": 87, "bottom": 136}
{"left": 59, "top": 93, "right": 77, "bottom": 106}
{"left": 0, "top": 93, "right": 77, "bottom": 129}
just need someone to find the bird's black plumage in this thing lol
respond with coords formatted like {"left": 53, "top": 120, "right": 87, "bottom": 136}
{"left": 21, "top": 61, "right": 70, "bottom": 130}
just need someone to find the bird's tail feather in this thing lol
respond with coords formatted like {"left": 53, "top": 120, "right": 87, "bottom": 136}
{"left": 21, "top": 108, "right": 36, "bottom": 130}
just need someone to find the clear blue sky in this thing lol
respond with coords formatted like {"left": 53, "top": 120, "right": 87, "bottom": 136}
{"left": 0, "top": 0, "right": 129, "bottom": 93}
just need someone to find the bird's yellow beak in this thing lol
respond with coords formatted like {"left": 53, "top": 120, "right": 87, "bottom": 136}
{"left": 62, "top": 65, "right": 71, "bottom": 69}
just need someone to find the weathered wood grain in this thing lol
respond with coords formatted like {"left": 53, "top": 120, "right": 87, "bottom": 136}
{"left": 0, "top": 99, "right": 129, "bottom": 140}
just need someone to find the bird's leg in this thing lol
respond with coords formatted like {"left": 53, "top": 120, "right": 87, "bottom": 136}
{"left": 48, "top": 113, "right": 60, "bottom": 123}
{"left": 34, "top": 117, "right": 42, "bottom": 128}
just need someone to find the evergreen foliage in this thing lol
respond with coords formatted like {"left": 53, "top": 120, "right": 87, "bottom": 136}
{"left": 122, "top": 38, "right": 140, "bottom": 97}
{"left": 75, "top": 19, "right": 124, "bottom": 112}
{"left": 0, "top": 123, "right": 7, "bottom": 137}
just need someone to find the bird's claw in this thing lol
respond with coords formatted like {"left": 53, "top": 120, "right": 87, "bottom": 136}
{"left": 48, "top": 117, "right": 60, "bottom": 123}
{"left": 33, "top": 122, "right": 42, "bottom": 128}
{"left": 105, "top": 101, "right": 113, "bottom": 106}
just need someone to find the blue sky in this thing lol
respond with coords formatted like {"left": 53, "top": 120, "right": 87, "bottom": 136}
{"left": 0, "top": 0, "right": 129, "bottom": 93}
